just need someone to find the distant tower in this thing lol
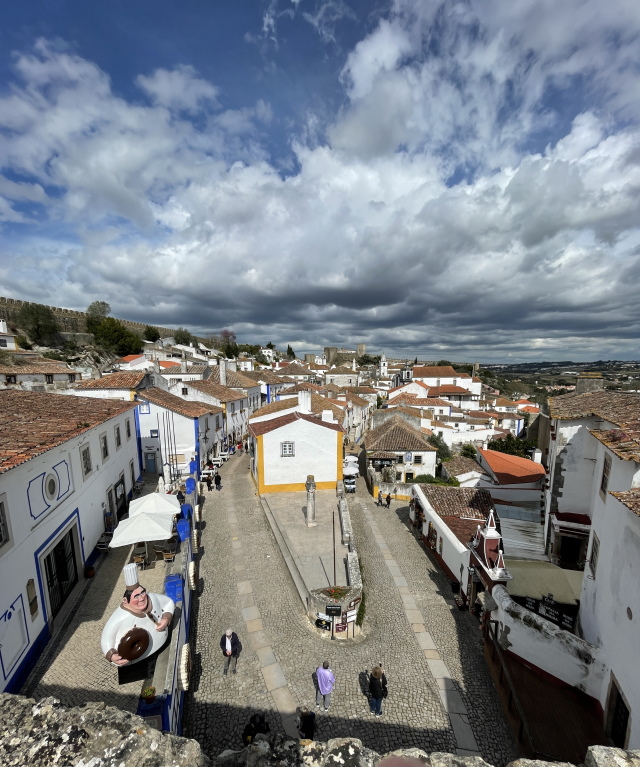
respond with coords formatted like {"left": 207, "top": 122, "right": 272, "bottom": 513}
{"left": 472, "top": 360, "right": 480, "bottom": 377}
{"left": 379, "top": 353, "right": 388, "bottom": 377}
{"left": 356, "top": 343, "right": 366, "bottom": 359}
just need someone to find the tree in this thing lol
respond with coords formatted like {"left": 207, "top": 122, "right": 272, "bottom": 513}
{"left": 427, "top": 434, "right": 452, "bottom": 462}
{"left": 414, "top": 357, "right": 418, "bottom": 364}
{"left": 17, "top": 304, "right": 59, "bottom": 345}
{"left": 437, "top": 360, "right": 452, "bottom": 366}
{"left": 413, "top": 474, "right": 460, "bottom": 487}
{"left": 487, "top": 433, "right": 537, "bottom": 457}
{"left": 174, "top": 327, "right": 193, "bottom": 346}
{"left": 461, "top": 443, "right": 477, "bottom": 459}
{"left": 93, "top": 317, "right": 143, "bottom": 356}
{"left": 266, "top": 341, "right": 276, "bottom": 350}
{"left": 144, "top": 325, "right": 161, "bottom": 342}
{"left": 87, "top": 301, "right": 111, "bottom": 317}
{"left": 286, "top": 344, "right": 296, "bottom": 360}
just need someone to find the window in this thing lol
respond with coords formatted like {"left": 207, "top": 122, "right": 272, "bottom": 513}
{"left": 27, "top": 578, "right": 38, "bottom": 618}
{"left": 589, "top": 533, "right": 600, "bottom": 576}
{"left": 0, "top": 339, "right": 6, "bottom": 347}
{"left": 115, "top": 425, "right": 122, "bottom": 448}
{"left": 44, "top": 473, "right": 58, "bottom": 501}
{"left": 45, "top": 374, "right": 54, "bottom": 384}
{"left": 125, "top": 418, "right": 131, "bottom": 439}
{"left": 414, "top": 455, "right": 422, "bottom": 465}
{"left": 0, "top": 500, "right": 9, "bottom": 549}
{"left": 205, "top": 417, "right": 209, "bottom": 429}
{"left": 216, "top": 416, "right": 220, "bottom": 429}
{"left": 406, "top": 472, "right": 414, "bottom": 482}
{"left": 231, "top": 404, "right": 235, "bottom": 414}
{"left": 182, "top": 388, "right": 188, "bottom": 395}
{"left": 150, "top": 429, "right": 159, "bottom": 438}
{"left": 396, "top": 472, "right": 403, "bottom": 481}
{"left": 600, "top": 454, "right": 612, "bottom": 494}
{"left": 80, "top": 445, "right": 92, "bottom": 478}
{"left": 100, "top": 433, "right": 109, "bottom": 460}
{"left": 6, "top": 375, "right": 16, "bottom": 384}
{"left": 396, "top": 455, "right": 404, "bottom": 465}
{"left": 68, "top": 374, "right": 76, "bottom": 383}
{"left": 129, "top": 460, "right": 135, "bottom": 489}
{"left": 138, "top": 401, "right": 150, "bottom": 414}
{"left": 281, "top": 441, "right": 295, "bottom": 457}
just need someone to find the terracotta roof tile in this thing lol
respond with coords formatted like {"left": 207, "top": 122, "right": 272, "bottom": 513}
{"left": 250, "top": 399, "right": 298, "bottom": 419}
{"left": 140, "top": 387, "right": 223, "bottom": 418}
{"left": 275, "top": 363, "right": 312, "bottom": 376}
{"left": 0, "top": 365, "right": 75, "bottom": 375}
{"left": 549, "top": 391, "right": 640, "bottom": 424}
{"left": 248, "top": 411, "right": 343, "bottom": 436}
{"left": 416, "top": 485, "right": 493, "bottom": 519}
{"left": 241, "top": 370, "right": 284, "bottom": 385}
{"left": 444, "top": 456, "right": 484, "bottom": 477}
{"left": 326, "top": 366, "right": 358, "bottom": 376}
{"left": 159, "top": 361, "right": 180, "bottom": 368}
{"left": 0, "top": 390, "right": 136, "bottom": 474}
{"left": 187, "top": 379, "right": 246, "bottom": 403}
{"left": 590, "top": 422, "right": 640, "bottom": 462}
{"left": 412, "top": 366, "right": 459, "bottom": 378}
{"left": 479, "top": 449, "right": 545, "bottom": 484}
{"left": 610, "top": 488, "right": 640, "bottom": 517}
{"left": 365, "top": 415, "right": 436, "bottom": 453}
{"left": 206, "top": 367, "right": 259, "bottom": 389}
{"left": 77, "top": 372, "right": 146, "bottom": 389}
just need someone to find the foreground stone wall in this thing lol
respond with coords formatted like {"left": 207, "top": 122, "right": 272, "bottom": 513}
{"left": 1, "top": 693, "right": 637, "bottom": 767}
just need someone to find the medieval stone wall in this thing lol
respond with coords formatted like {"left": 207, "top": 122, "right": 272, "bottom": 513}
{"left": 1, "top": 693, "right": 636, "bottom": 767}
{"left": 0, "top": 295, "right": 178, "bottom": 338}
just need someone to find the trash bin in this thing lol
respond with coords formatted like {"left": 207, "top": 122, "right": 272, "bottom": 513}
{"left": 176, "top": 518, "right": 190, "bottom": 542}
{"left": 164, "top": 573, "right": 184, "bottom": 603}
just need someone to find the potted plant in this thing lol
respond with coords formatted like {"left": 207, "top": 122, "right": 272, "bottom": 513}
{"left": 141, "top": 686, "right": 156, "bottom": 704}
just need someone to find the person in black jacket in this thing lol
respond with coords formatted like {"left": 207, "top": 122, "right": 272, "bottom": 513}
{"left": 242, "top": 712, "right": 270, "bottom": 745}
{"left": 369, "top": 664, "right": 387, "bottom": 717}
{"left": 220, "top": 628, "right": 242, "bottom": 675}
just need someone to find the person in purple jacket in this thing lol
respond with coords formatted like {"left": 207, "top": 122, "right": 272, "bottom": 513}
{"left": 315, "top": 660, "right": 335, "bottom": 711}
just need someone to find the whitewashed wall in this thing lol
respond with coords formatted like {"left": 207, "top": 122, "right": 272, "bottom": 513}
{"left": 262, "top": 419, "right": 338, "bottom": 486}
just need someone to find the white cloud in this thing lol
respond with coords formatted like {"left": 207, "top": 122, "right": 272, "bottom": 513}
{"left": 136, "top": 65, "right": 219, "bottom": 113}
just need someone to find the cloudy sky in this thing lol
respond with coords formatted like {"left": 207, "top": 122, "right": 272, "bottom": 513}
{"left": 1, "top": 0, "right": 639, "bottom": 362}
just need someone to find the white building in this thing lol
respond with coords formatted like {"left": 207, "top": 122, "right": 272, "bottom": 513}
{"left": 364, "top": 415, "right": 437, "bottom": 483}
{"left": 136, "top": 387, "right": 224, "bottom": 479}
{"left": 0, "top": 390, "right": 139, "bottom": 694}
{"left": 179, "top": 379, "right": 250, "bottom": 448}
{"left": 0, "top": 363, "right": 79, "bottom": 390}
{"left": 0, "top": 320, "right": 17, "bottom": 351}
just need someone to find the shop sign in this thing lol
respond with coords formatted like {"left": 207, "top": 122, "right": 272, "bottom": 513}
{"left": 335, "top": 624, "right": 347, "bottom": 633}
{"left": 325, "top": 604, "right": 342, "bottom": 616}
{"left": 348, "top": 597, "right": 361, "bottom": 609}
{"left": 346, "top": 609, "right": 358, "bottom": 623}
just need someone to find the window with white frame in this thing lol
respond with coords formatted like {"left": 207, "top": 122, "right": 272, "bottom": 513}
{"left": 414, "top": 455, "right": 422, "bottom": 464}
{"left": 80, "top": 444, "right": 93, "bottom": 478}
{"left": 0, "top": 499, "right": 10, "bottom": 550}
{"left": 100, "top": 433, "right": 109, "bottom": 460}
{"left": 115, "top": 425, "right": 122, "bottom": 449}
{"left": 150, "top": 429, "right": 159, "bottom": 438}
{"left": 589, "top": 532, "right": 600, "bottom": 576}
{"left": 138, "top": 401, "right": 150, "bottom": 414}
{"left": 281, "top": 441, "right": 295, "bottom": 457}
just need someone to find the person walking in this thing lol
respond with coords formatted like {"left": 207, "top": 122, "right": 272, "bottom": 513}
{"left": 220, "top": 628, "right": 242, "bottom": 675}
{"left": 369, "top": 664, "right": 387, "bottom": 717}
{"left": 296, "top": 706, "right": 316, "bottom": 739}
{"left": 385, "top": 493, "right": 391, "bottom": 508}
{"left": 315, "top": 660, "right": 335, "bottom": 711}
{"left": 214, "top": 473, "right": 222, "bottom": 491}
{"left": 377, "top": 490, "right": 383, "bottom": 507}
{"left": 205, "top": 475, "right": 213, "bottom": 492}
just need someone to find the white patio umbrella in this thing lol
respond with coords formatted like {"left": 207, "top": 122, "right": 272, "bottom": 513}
{"left": 344, "top": 456, "right": 358, "bottom": 463}
{"left": 343, "top": 465, "right": 359, "bottom": 476}
{"left": 129, "top": 493, "right": 180, "bottom": 516}
{"left": 108, "top": 512, "right": 175, "bottom": 549}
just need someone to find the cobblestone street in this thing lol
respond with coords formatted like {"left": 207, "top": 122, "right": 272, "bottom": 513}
{"left": 184, "top": 456, "right": 517, "bottom": 765}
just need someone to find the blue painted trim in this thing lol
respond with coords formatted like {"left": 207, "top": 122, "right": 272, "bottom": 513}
{"left": 2, "top": 623, "right": 49, "bottom": 694}
{"left": 134, "top": 406, "right": 143, "bottom": 479}
{"left": 33, "top": 508, "right": 85, "bottom": 627}
{"left": 0, "top": 594, "right": 30, "bottom": 681}
{"left": 193, "top": 419, "right": 200, "bottom": 478}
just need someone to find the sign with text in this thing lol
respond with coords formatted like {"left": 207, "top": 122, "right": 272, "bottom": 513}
{"left": 348, "top": 597, "right": 361, "bottom": 609}
{"left": 325, "top": 604, "right": 342, "bottom": 617}
{"left": 346, "top": 609, "right": 358, "bottom": 623}
{"left": 316, "top": 612, "right": 331, "bottom": 621}
{"left": 335, "top": 623, "right": 347, "bottom": 633}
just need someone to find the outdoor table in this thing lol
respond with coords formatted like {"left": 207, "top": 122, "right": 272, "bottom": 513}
{"left": 133, "top": 545, "right": 147, "bottom": 557}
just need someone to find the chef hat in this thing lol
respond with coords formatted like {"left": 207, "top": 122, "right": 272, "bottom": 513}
{"left": 123, "top": 563, "right": 140, "bottom": 589}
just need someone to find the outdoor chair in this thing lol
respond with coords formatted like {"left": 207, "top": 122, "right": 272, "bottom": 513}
{"left": 152, "top": 543, "right": 165, "bottom": 560}
{"left": 133, "top": 554, "right": 147, "bottom": 570}
{"left": 163, "top": 550, "right": 176, "bottom": 563}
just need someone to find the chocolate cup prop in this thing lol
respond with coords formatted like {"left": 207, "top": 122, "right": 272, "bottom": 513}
{"left": 117, "top": 627, "right": 150, "bottom": 661}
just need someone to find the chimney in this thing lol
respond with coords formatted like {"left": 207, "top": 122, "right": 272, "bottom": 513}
{"left": 532, "top": 448, "right": 542, "bottom": 464}
{"left": 322, "top": 409, "right": 334, "bottom": 423}
{"left": 154, "top": 359, "right": 160, "bottom": 374}
{"left": 352, "top": 358, "right": 356, "bottom": 371}
{"left": 181, "top": 352, "right": 187, "bottom": 374}
{"left": 575, "top": 372, "right": 604, "bottom": 394}
{"left": 298, "top": 390, "right": 312, "bottom": 413}
{"left": 219, "top": 359, "right": 227, "bottom": 386}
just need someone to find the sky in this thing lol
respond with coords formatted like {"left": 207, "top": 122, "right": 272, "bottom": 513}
{"left": 1, "top": 1, "right": 640, "bottom": 362}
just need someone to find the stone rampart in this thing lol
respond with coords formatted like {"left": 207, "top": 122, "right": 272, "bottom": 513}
{"left": 0, "top": 295, "right": 179, "bottom": 338}
{"left": 1, "top": 693, "right": 638, "bottom": 767}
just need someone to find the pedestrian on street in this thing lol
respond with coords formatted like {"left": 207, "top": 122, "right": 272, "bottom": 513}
{"left": 177, "top": 489, "right": 186, "bottom": 504}
{"left": 369, "top": 664, "right": 387, "bottom": 717}
{"left": 220, "top": 628, "right": 242, "bottom": 675}
{"left": 242, "top": 712, "right": 269, "bottom": 744}
{"left": 377, "top": 490, "right": 383, "bottom": 507}
{"left": 296, "top": 706, "right": 316, "bottom": 740}
{"left": 206, "top": 476, "right": 213, "bottom": 492}
{"left": 385, "top": 493, "right": 391, "bottom": 508}
{"left": 315, "top": 660, "right": 335, "bottom": 711}
{"left": 214, "top": 473, "right": 222, "bottom": 491}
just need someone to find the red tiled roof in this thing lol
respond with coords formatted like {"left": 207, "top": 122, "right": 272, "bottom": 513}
{"left": 159, "top": 361, "right": 180, "bottom": 368}
{"left": 0, "top": 365, "right": 74, "bottom": 375}
{"left": 118, "top": 355, "right": 144, "bottom": 362}
{"left": 479, "top": 449, "right": 546, "bottom": 485}
{"left": 248, "top": 411, "right": 343, "bottom": 436}
{"left": 548, "top": 391, "right": 640, "bottom": 424}
{"left": 426, "top": 385, "right": 475, "bottom": 396}
{"left": 206, "top": 367, "right": 259, "bottom": 389}
{"left": 610, "top": 489, "right": 640, "bottom": 517}
{"left": 250, "top": 399, "right": 297, "bottom": 419}
{"left": 0, "top": 390, "right": 136, "bottom": 474}
{"left": 365, "top": 415, "right": 436, "bottom": 452}
{"left": 140, "top": 388, "right": 222, "bottom": 418}
{"left": 76, "top": 372, "right": 146, "bottom": 389}
{"left": 443, "top": 456, "right": 483, "bottom": 477}
{"left": 417, "top": 485, "right": 493, "bottom": 519}
{"left": 590, "top": 422, "right": 640, "bottom": 462}
{"left": 412, "top": 366, "right": 459, "bottom": 378}
{"left": 187, "top": 379, "right": 246, "bottom": 403}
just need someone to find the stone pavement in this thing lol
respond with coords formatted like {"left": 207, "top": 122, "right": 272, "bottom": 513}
{"left": 184, "top": 456, "right": 517, "bottom": 765}
{"left": 22, "top": 486, "right": 172, "bottom": 711}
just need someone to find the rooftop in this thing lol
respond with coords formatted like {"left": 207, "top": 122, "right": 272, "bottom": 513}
{"left": 76, "top": 371, "right": 146, "bottom": 390}
{"left": 417, "top": 485, "right": 493, "bottom": 520}
{"left": 0, "top": 390, "right": 136, "bottom": 474}
{"left": 412, "top": 365, "right": 459, "bottom": 378}
{"left": 590, "top": 422, "right": 640, "bottom": 462}
{"left": 140, "top": 387, "right": 222, "bottom": 418}
{"left": 443, "top": 456, "right": 484, "bottom": 477}
{"left": 206, "top": 366, "right": 259, "bottom": 389}
{"left": 548, "top": 390, "right": 640, "bottom": 424}
{"left": 0, "top": 364, "right": 75, "bottom": 375}
{"left": 248, "top": 411, "right": 343, "bottom": 436}
{"left": 187, "top": 379, "right": 246, "bottom": 403}
{"left": 479, "top": 449, "right": 546, "bottom": 485}
{"left": 610, "top": 488, "right": 640, "bottom": 517}
{"left": 365, "top": 415, "right": 436, "bottom": 453}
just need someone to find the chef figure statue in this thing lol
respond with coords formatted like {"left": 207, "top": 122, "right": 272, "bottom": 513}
{"left": 101, "top": 563, "right": 175, "bottom": 666}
